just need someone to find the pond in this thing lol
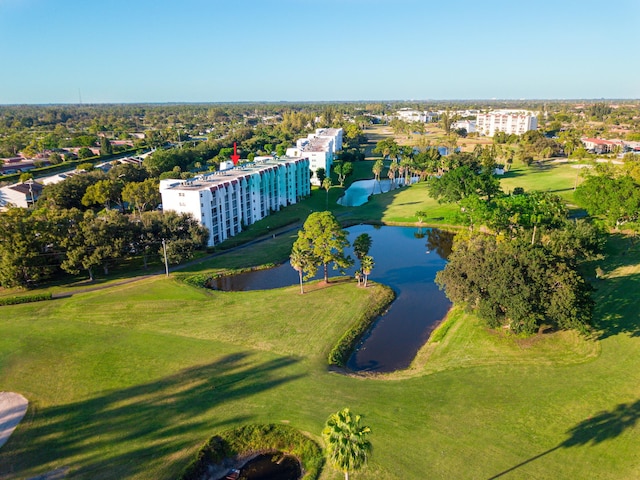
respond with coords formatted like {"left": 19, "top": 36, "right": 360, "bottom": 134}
{"left": 337, "top": 177, "right": 418, "bottom": 206}
{"left": 209, "top": 225, "right": 453, "bottom": 373}
{"left": 238, "top": 453, "right": 301, "bottom": 480}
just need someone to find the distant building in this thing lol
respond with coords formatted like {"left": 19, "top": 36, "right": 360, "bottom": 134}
{"left": 286, "top": 128, "right": 343, "bottom": 185}
{"left": 0, "top": 181, "right": 43, "bottom": 209}
{"left": 395, "top": 109, "right": 436, "bottom": 123}
{"left": 160, "top": 156, "right": 310, "bottom": 247}
{"left": 476, "top": 110, "right": 538, "bottom": 137}
{"left": 581, "top": 138, "right": 624, "bottom": 154}
{"left": 451, "top": 120, "right": 476, "bottom": 133}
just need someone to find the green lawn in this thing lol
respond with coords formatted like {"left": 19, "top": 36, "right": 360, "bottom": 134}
{"left": 1, "top": 137, "right": 639, "bottom": 479}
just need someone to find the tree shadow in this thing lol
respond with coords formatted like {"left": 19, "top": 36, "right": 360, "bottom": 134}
{"left": 0, "top": 352, "right": 303, "bottom": 479}
{"left": 488, "top": 399, "right": 640, "bottom": 479}
{"left": 592, "top": 272, "right": 640, "bottom": 340}
{"left": 587, "top": 233, "right": 640, "bottom": 340}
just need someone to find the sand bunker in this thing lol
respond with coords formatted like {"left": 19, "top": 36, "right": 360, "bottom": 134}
{"left": 0, "top": 391, "right": 28, "bottom": 449}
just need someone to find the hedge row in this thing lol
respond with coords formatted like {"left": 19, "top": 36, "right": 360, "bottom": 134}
{"left": 179, "top": 424, "right": 323, "bottom": 480}
{"left": 0, "top": 292, "right": 53, "bottom": 306}
{"left": 327, "top": 284, "right": 395, "bottom": 367}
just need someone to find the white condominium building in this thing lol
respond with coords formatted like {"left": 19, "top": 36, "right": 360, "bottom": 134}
{"left": 160, "top": 156, "right": 310, "bottom": 247}
{"left": 286, "top": 128, "right": 343, "bottom": 185}
{"left": 476, "top": 110, "right": 538, "bottom": 137}
{"left": 395, "top": 109, "right": 436, "bottom": 123}
{"left": 451, "top": 119, "right": 476, "bottom": 133}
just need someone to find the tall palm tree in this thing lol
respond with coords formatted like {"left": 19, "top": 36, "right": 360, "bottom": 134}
{"left": 372, "top": 159, "right": 384, "bottom": 193}
{"left": 360, "top": 255, "right": 374, "bottom": 288}
{"left": 290, "top": 244, "right": 312, "bottom": 294}
{"left": 387, "top": 161, "right": 398, "bottom": 189}
{"left": 353, "top": 233, "right": 372, "bottom": 261}
{"left": 322, "top": 408, "right": 372, "bottom": 480}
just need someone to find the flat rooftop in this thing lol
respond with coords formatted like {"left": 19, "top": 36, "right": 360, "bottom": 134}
{"left": 315, "top": 128, "right": 341, "bottom": 136}
{"left": 163, "top": 156, "right": 306, "bottom": 191}
{"left": 300, "top": 137, "right": 332, "bottom": 153}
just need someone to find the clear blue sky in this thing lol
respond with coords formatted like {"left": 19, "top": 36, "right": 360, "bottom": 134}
{"left": 1, "top": 0, "right": 638, "bottom": 104}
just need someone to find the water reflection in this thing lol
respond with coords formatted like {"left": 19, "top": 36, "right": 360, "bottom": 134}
{"left": 208, "top": 225, "right": 453, "bottom": 373}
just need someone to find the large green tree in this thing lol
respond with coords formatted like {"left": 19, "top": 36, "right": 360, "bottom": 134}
{"left": 293, "top": 211, "right": 352, "bottom": 283}
{"left": 322, "top": 408, "right": 372, "bottom": 480}
{"left": 436, "top": 233, "right": 593, "bottom": 334}
{"left": 333, "top": 161, "right": 353, "bottom": 187}
{"left": 81, "top": 179, "right": 124, "bottom": 211}
{"left": 575, "top": 171, "right": 640, "bottom": 229}
{"left": 122, "top": 178, "right": 161, "bottom": 215}
{"left": 0, "top": 208, "right": 58, "bottom": 287}
{"left": 373, "top": 138, "right": 399, "bottom": 159}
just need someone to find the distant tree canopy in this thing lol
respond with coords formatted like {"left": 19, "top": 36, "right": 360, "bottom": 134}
{"left": 575, "top": 168, "right": 640, "bottom": 229}
{"left": 428, "top": 166, "right": 502, "bottom": 204}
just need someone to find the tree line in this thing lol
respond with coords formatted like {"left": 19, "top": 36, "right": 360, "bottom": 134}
{"left": 0, "top": 206, "right": 207, "bottom": 288}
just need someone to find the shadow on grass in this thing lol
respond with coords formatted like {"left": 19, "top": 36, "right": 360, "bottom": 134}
{"left": 0, "top": 352, "right": 303, "bottom": 479}
{"left": 592, "top": 272, "right": 640, "bottom": 340}
{"left": 588, "top": 233, "right": 640, "bottom": 340}
{"left": 488, "top": 399, "right": 640, "bottom": 479}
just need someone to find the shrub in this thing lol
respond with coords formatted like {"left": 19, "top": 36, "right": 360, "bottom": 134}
{"left": 179, "top": 424, "right": 323, "bottom": 480}
{"left": 0, "top": 292, "right": 53, "bottom": 306}
{"left": 328, "top": 285, "right": 395, "bottom": 367}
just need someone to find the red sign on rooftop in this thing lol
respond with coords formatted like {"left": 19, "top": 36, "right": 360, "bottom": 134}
{"left": 231, "top": 142, "right": 240, "bottom": 165}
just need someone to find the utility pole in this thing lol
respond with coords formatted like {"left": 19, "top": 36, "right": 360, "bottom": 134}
{"left": 162, "top": 238, "right": 169, "bottom": 277}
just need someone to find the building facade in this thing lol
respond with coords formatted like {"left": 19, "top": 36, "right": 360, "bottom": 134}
{"left": 476, "top": 110, "right": 538, "bottom": 137}
{"left": 581, "top": 138, "right": 624, "bottom": 154}
{"left": 451, "top": 119, "right": 476, "bottom": 133}
{"left": 0, "top": 181, "right": 43, "bottom": 209}
{"left": 395, "top": 109, "right": 436, "bottom": 123}
{"left": 286, "top": 128, "right": 343, "bottom": 185}
{"left": 160, "top": 156, "right": 310, "bottom": 247}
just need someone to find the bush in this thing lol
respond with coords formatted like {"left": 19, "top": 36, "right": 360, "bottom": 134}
{"left": 0, "top": 292, "right": 53, "bottom": 306}
{"left": 179, "top": 424, "right": 323, "bottom": 480}
{"left": 327, "top": 284, "right": 395, "bottom": 367}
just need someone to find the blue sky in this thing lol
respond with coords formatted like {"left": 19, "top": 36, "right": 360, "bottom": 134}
{"left": 1, "top": 0, "right": 638, "bottom": 103}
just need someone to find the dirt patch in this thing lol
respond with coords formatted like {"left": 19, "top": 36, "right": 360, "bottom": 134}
{"left": 0, "top": 391, "right": 28, "bottom": 449}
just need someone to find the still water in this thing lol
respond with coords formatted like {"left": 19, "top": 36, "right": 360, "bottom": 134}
{"left": 209, "top": 225, "right": 453, "bottom": 373}
{"left": 240, "top": 453, "right": 301, "bottom": 480}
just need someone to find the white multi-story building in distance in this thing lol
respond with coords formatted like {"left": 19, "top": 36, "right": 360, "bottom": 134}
{"left": 160, "top": 156, "right": 310, "bottom": 247}
{"left": 286, "top": 128, "right": 343, "bottom": 185}
{"left": 476, "top": 110, "right": 538, "bottom": 137}
{"left": 451, "top": 119, "right": 476, "bottom": 133}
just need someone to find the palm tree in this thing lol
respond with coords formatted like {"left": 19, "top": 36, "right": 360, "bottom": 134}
{"left": 387, "top": 161, "right": 398, "bottom": 189}
{"left": 353, "top": 233, "right": 372, "bottom": 261}
{"left": 360, "top": 255, "right": 374, "bottom": 288}
{"left": 322, "top": 177, "right": 332, "bottom": 210}
{"left": 372, "top": 159, "right": 384, "bottom": 193}
{"left": 354, "top": 269, "right": 362, "bottom": 287}
{"left": 322, "top": 408, "right": 372, "bottom": 480}
{"left": 290, "top": 244, "right": 313, "bottom": 294}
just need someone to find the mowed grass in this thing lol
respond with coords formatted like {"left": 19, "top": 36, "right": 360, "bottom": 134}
{"left": 1, "top": 137, "right": 639, "bottom": 479}
{"left": 1, "top": 233, "right": 639, "bottom": 479}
